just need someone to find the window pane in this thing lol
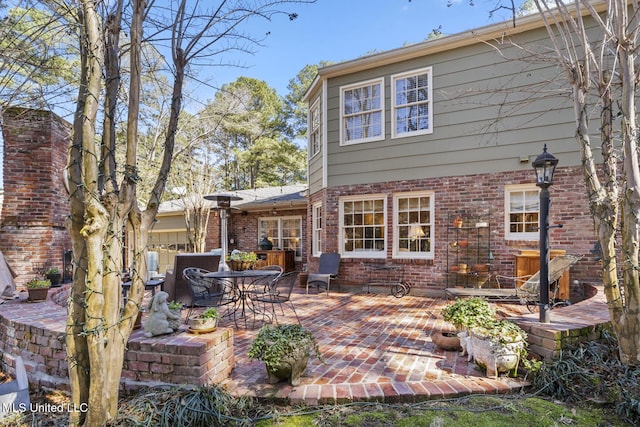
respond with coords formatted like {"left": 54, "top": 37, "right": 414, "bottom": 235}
{"left": 394, "top": 71, "right": 431, "bottom": 135}
{"left": 396, "top": 194, "right": 432, "bottom": 255}
{"left": 343, "top": 81, "right": 383, "bottom": 142}
{"left": 341, "top": 197, "right": 385, "bottom": 254}
{"left": 508, "top": 188, "right": 539, "bottom": 238}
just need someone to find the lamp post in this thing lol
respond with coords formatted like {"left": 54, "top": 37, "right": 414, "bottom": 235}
{"left": 532, "top": 144, "right": 558, "bottom": 323}
{"left": 204, "top": 193, "right": 242, "bottom": 271}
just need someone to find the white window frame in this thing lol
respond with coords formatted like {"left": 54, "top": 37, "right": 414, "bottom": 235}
{"left": 340, "top": 78, "right": 385, "bottom": 145}
{"left": 392, "top": 191, "right": 435, "bottom": 259}
{"left": 309, "top": 97, "right": 321, "bottom": 158}
{"left": 391, "top": 67, "right": 433, "bottom": 138}
{"left": 504, "top": 184, "right": 540, "bottom": 241}
{"left": 312, "top": 203, "right": 322, "bottom": 257}
{"left": 339, "top": 194, "right": 387, "bottom": 259}
{"left": 258, "top": 216, "right": 303, "bottom": 259}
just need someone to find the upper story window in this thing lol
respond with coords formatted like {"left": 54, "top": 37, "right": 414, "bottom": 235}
{"left": 393, "top": 191, "right": 434, "bottom": 259}
{"left": 340, "top": 195, "right": 386, "bottom": 258}
{"left": 258, "top": 216, "right": 303, "bottom": 258}
{"left": 392, "top": 67, "right": 433, "bottom": 138}
{"left": 340, "top": 78, "right": 385, "bottom": 145}
{"left": 505, "top": 184, "right": 539, "bottom": 241}
{"left": 309, "top": 98, "right": 321, "bottom": 158}
{"left": 312, "top": 203, "right": 322, "bottom": 256}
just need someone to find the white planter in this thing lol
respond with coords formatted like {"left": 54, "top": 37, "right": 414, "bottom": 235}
{"left": 470, "top": 331, "right": 524, "bottom": 378}
{"left": 190, "top": 316, "right": 218, "bottom": 331}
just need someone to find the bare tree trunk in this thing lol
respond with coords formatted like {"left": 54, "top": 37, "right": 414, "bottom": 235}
{"left": 66, "top": 1, "right": 104, "bottom": 424}
{"left": 530, "top": 0, "right": 640, "bottom": 366}
{"left": 616, "top": 32, "right": 640, "bottom": 364}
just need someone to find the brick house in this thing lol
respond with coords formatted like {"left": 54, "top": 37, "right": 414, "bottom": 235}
{"left": 302, "top": 8, "right": 603, "bottom": 297}
{"left": 151, "top": 185, "right": 308, "bottom": 272}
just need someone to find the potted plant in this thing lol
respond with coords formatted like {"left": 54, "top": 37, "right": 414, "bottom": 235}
{"left": 469, "top": 319, "right": 529, "bottom": 378}
{"left": 436, "top": 297, "right": 496, "bottom": 352}
{"left": 26, "top": 278, "right": 51, "bottom": 302}
{"left": 167, "top": 300, "right": 183, "bottom": 331}
{"left": 226, "top": 250, "right": 258, "bottom": 271}
{"left": 44, "top": 267, "right": 62, "bottom": 286}
{"left": 189, "top": 307, "right": 219, "bottom": 332}
{"left": 248, "top": 323, "right": 323, "bottom": 386}
{"left": 441, "top": 297, "right": 496, "bottom": 332}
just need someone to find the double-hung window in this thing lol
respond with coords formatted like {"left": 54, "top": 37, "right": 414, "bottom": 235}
{"left": 258, "top": 216, "right": 303, "bottom": 258}
{"left": 312, "top": 203, "right": 322, "bottom": 256}
{"left": 505, "top": 184, "right": 539, "bottom": 240}
{"left": 340, "top": 78, "right": 384, "bottom": 145}
{"left": 392, "top": 67, "right": 433, "bottom": 138}
{"left": 393, "top": 192, "right": 434, "bottom": 259}
{"left": 340, "top": 195, "right": 386, "bottom": 258}
{"left": 309, "top": 98, "right": 321, "bottom": 157}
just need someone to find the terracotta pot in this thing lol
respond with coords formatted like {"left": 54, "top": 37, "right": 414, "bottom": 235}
{"left": 432, "top": 331, "right": 461, "bottom": 351}
{"left": 458, "top": 240, "right": 469, "bottom": 248}
{"left": 473, "top": 264, "right": 490, "bottom": 273}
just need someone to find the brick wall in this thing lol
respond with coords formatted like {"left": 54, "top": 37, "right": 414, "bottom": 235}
{"left": 0, "top": 288, "right": 234, "bottom": 390}
{"left": 308, "top": 166, "right": 600, "bottom": 299}
{"left": 206, "top": 207, "right": 308, "bottom": 271}
{"left": 0, "top": 107, "right": 72, "bottom": 284}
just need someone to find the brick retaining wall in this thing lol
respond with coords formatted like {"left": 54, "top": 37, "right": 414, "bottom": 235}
{"left": 0, "top": 287, "right": 234, "bottom": 390}
{"left": 507, "top": 282, "right": 610, "bottom": 361}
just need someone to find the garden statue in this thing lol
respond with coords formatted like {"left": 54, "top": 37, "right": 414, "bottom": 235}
{"left": 143, "top": 291, "right": 181, "bottom": 337}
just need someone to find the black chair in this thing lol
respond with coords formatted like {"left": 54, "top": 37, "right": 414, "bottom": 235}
{"left": 182, "top": 267, "right": 237, "bottom": 324}
{"left": 306, "top": 253, "right": 341, "bottom": 294}
{"left": 247, "top": 265, "right": 283, "bottom": 296}
{"left": 251, "top": 271, "right": 300, "bottom": 326}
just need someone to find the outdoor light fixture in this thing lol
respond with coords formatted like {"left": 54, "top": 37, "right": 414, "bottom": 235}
{"left": 533, "top": 144, "right": 558, "bottom": 187}
{"left": 204, "top": 193, "right": 242, "bottom": 271}
{"left": 532, "top": 144, "right": 558, "bottom": 323}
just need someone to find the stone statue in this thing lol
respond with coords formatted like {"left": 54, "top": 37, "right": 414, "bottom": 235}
{"left": 143, "top": 291, "right": 181, "bottom": 337}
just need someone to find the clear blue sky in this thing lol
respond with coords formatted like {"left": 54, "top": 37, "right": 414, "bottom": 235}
{"left": 189, "top": 0, "right": 524, "bottom": 102}
{"left": 0, "top": 1, "right": 525, "bottom": 187}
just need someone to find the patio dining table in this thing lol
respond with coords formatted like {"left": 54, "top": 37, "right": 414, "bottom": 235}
{"left": 203, "top": 269, "right": 279, "bottom": 327}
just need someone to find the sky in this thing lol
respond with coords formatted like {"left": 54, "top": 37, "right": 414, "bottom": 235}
{"left": 186, "top": 0, "right": 525, "bottom": 105}
{"left": 0, "top": 0, "right": 525, "bottom": 187}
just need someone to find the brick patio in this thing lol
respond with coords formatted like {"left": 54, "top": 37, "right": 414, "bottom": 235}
{"left": 0, "top": 282, "right": 609, "bottom": 405}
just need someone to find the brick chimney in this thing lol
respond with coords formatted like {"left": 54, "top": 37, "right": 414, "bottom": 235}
{"left": 0, "top": 107, "right": 71, "bottom": 285}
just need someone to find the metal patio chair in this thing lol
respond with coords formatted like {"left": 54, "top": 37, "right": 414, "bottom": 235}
{"left": 251, "top": 271, "right": 300, "bottom": 326}
{"left": 182, "top": 267, "right": 238, "bottom": 324}
{"left": 306, "top": 253, "right": 341, "bottom": 294}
